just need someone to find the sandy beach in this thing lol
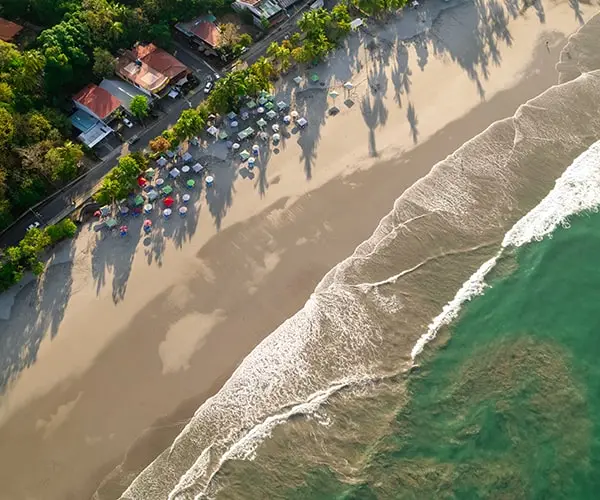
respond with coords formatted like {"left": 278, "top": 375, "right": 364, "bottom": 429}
{"left": 0, "top": 1, "right": 595, "bottom": 498}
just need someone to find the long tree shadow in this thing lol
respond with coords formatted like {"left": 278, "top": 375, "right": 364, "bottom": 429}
{"left": 0, "top": 239, "right": 76, "bottom": 393}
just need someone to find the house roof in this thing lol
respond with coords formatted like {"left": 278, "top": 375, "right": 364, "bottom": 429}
{"left": 116, "top": 53, "right": 169, "bottom": 94}
{"left": 0, "top": 18, "right": 23, "bottom": 42}
{"left": 73, "top": 84, "right": 121, "bottom": 120}
{"left": 131, "top": 43, "right": 188, "bottom": 80}
{"left": 99, "top": 79, "right": 153, "bottom": 113}
{"left": 190, "top": 21, "right": 221, "bottom": 48}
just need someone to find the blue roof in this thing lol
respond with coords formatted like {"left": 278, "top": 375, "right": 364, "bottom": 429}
{"left": 70, "top": 109, "right": 98, "bottom": 133}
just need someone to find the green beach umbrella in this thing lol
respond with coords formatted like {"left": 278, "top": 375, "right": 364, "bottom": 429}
{"left": 161, "top": 185, "right": 173, "bottom": 195}
{"left": 247, "top": 100, "right": 257, "bottom": 109}
{"left": 134, "top": 194, "right": 144, "bottom": 207}
{"left": 311, "top": 73, "right": 319, "bottom": 83}
{"left": 256, "top": 118, "right": 267, "bottom": 128}
{"left": 187, "top": 179, "right": 196, "bottom": 188}
{"left": 265, "top": 101, "right": 275, "bottom": 110}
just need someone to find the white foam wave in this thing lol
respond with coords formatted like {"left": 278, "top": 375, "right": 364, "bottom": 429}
{"left": 411, "top": 139, "right": 600, "bottom": 361}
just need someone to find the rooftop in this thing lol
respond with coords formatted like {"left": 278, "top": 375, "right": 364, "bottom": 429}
{"left": 178, "top": 19, "right": 222, "bottom": 48}
{"left": 99, "top": 79, "right": 154, "bottom": 113}
{"left": 0, "top": 18, "right": 23, "bottom": 42}
{"left": 255, "top": 0, "right": 283, "bottom": 19}
{"left": 116, "top": 52, "right": 170, "bottom": 94}
{"left": 73, "top": 84, "right": 121, "bottom": 120}
{"left": 70, "top": 109, "right": 97, "bottom": 133}
{"left": 131, "top": 43, "right": 189, "bottom": 80}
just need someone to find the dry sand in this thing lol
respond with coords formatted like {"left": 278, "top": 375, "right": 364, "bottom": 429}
{"left": 0, "top": 1, "right": 595, "bottom": 498}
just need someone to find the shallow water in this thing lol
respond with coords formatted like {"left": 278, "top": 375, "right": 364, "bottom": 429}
{"left": 120, "top": 18, "right": 600, "bottom": 500}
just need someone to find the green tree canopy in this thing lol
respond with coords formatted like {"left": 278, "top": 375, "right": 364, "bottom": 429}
{"left": 92, "top": 47, "right": 116, "bottom": 77}
{"left": 173, "top": 109, "right": 205, "bottom": 141}
{"left": 130, "top": 95, "right": 149, "bottom": 120}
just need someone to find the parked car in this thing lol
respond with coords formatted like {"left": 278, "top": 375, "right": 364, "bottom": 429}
{"left": 204, "top": 81, "right": 214, "bottom": 94}
{"left": 27, "top": 221, "right": 41, "bottom": 231}
{"left": 128, "top": 134, "right": 140, "bottom": 145}
{"left": 123, "top": 117, "right": 133, "bottom": 128}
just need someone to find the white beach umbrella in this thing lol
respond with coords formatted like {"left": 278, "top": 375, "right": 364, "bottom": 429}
{"left": 283, "top": 115, "right": 291, "bottom": 124}
{"left": 272, "top": 123, "right": 279, "bottom": 132}
{"left": 293, "top": 76, "right": 302, "bottom": 84}
{"left": 343, "top": 82, "right": 353, "bottom": 90}
{"left": 257, "top": 107, "right": 265, "bottom": 114}
{"left": 248, "top": 157, "right": 256, "bottom": 166}
{"left": 290, "top": 110, "right": 299, "bottom": 119}
{"left": 272, "top": 133, "right": 281, "bottom": 142}
{"left": 252, "top": 144, "right": 260, "bottom": 153}
{"left": 297, "top": 117, "right": 308, "bottom": 127}
{"left": 181, "top": 165, "right": 190, "bottom": 174}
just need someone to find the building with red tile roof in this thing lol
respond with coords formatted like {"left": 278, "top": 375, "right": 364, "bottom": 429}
{"left": 0, "top": 18, "right": 24, "bottom": 43}
{"left": 73, "top": 84, "right": 122, "bottom": 121}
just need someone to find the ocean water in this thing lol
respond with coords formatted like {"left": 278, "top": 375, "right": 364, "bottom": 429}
{"left": 118, "top": 21, "right": 600, "bottom": 500}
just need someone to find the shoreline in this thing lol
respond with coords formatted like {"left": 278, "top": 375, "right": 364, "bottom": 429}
{"left": 96, "top": 39, "right": 566, "bottom": 499}
{"left": 0, "top": 1, "right": 594, "bottom": 498}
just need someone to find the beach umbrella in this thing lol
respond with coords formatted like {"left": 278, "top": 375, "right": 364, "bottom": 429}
{"left": 258, "top": 96, "right": 267, "bottom": 105}
{"left": 143, "top": 219, "right": 152, "bottom": 227}
{"left": 166, "top": 150, "right": 175, "bottom": 159}
{"left": 145, "top": 167, "right": 155, "bottom": 177}
{"left": 169, "top": 167, "right": 181, "bottom": 179}
{"left": 257, "top": 106, "right": 265, "bottom": 114}
{"left": 293, "top": 76, "right": 302, "bottom": 85}
{"left": 156, "top": 157, "right": 168, "bottom": 167}
{"left": 144, "top": 203, "right": 153, "bottom": 214}
{"left": 106, "top": 218, "right": 117, "bottom": 229}
{"left": 182, "top": 194, "right": 191, "bottom": 203}
{"left": 266, "top": 110, "right": 277, "bottom": 120}
{"left": 120, "top": 225, "right": 128, "bottom": 237}
{"left": 252, "top": 144, "right": 260, "bottom": 154}
{"left": 232, "top": 142, "right": 240, "bottom": 150}
{"left": 298, "top": 117, "right": 308, "bottom": 127}
{"left": 190, "top": 136, "right": 199, "bottom": 146}
{"left": 226, "top": 140, "right": 233, "bottom": 149}
{"left": 147, "top": 189, "right": 158, "bottom": 201}
{"left": 181, "top": 165, "right": 190, "bottom": 174}
{"left": 182, "top": 152, "right": 193, "bottom": 162}
{"left": 132, "top": 207, "right": 142, "bottom": 217}
{"left": 277, "top": 101, "right": 287, "bottom": 111}
{"left": 266, "top": 93, "right": 275, "bottom": 101}
{"left": 208, "top": 113, "right": 217, "bottom": 121}
{"left": 240, "top": 150, "right": 250, "bottom": 161}
{"left": 187, "top": 179, "right": 196, "bottom": 188}
{"left": 231, "top": 120, "right": 239, "bottom": 128}
{"left": 156, "top": 178, "right": 164, "bottom": 187}
{"left": 241, "top": 111, "right": 249, "bottom": 120}
{"left": 259, "top": 131, "right": 269, "bottom": 141}
{"left": 134, "top": 194, "right": 144, "bottom": 207}
{"left": 272, "top": 123, "right": 279, "bottom": 132}
{"left": 192, "top": 162, "right": 204, "bottom": 173}
{"left": 163, "top": 208, "right": 172, "bottom": 218}
{"left": 310, "top": 73, "right": 319, "bottom": 83}
{"left": 162, "top": 185, "right": 173, "bottom": 195}
{"left": 207, "top": 125, "right": 218, "bottom": 137}
{"left": 247, "top": 100, "right": 257, "bottom": 109}
{"left": 272, "top": 133, "right": 281, "bottom": 142}
{"left": 205, "top": 175, "right": 214, "bottom": 187}
{"left": 179, "top": 206, "right": 188, "bottom": 217}
{"left": 144, "top": 224, "right": 152, "bottom": 234}
{"left": 283, "top": 115, "right": 291, "bottom": 124}
{"left": 256, "top": 118, "right": 267, "bottom": 128}
{"left": 265, "top": 101, "right": 275, "bottom": 111}
{"left": 248, "top": 157, "right": 255, "bottom": 169}
{"left": 259, "top": 90, "right": 268, "bottom": 98}
{"left": 329, "top": 90, "right": 340, "bottom": 99}
{"left": 290, "top": 110, "right": 299, "bottom": 119}
{"left": 120, "top": 206, "right": 129, "bottom": 216}
{"left": 94, "top": 210, "right": 101, "bottom": 217}
{"left": 137, "top": 176, "right": 148, "bottom": 188}
{"left": 163, "top": 196, "right": 175, "bottom": 208}
{"left": 343, "top": 81, "right": 353, "bottom": 90}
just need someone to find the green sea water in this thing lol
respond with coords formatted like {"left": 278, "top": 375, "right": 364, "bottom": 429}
{"left": 275, "top": 209, "right": 600, "bottom": 499}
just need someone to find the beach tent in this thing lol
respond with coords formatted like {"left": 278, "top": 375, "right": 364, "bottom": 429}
{"left": 169, "top": 167, "right": 181, "bottom": 179}
{"left": 145, "top": 167, "right": 155, "bottom": 177}
{"left": 147, "top": 189, "right": 159, "bottom": 201}
{"left": 240, "top": 150, "right": 250, "bottom": 161}
{"left": 166, "top": 150, "right": 176, "bottom": 159}
{"left": 350, "top": 18, "right": 363, "bottom": 30}
{"left": 227, "top": 111, "right": 237, "bottom": 120}
{"left": 207, "top": 125, "right": 218, "bottom": 137}
{"left": 266, "top": 110, "right": 277, "bottom": 120}
{"left": 265, "top": 101, "right": 275, "bottom": 111}
{"left": 256, "top": 118, "right": 267, "bottom": 128}
{"left": 218, "top": 130, "right": 229, "bottom": 140}
{"left": 192, "top": 162, "right": 204, "bottom": 173}
{"left": 293, "top": 76, "right": 302, "bottom": 84}
{"left": 134, "top": 194, "right": 144, "bottom": 207}
{"left": 266, "top": 93, "right": 275, "bottom": 101}
{"left": 161, "top": 185, "right": 173, "bottom": 195}
{"left": 298, "top": 117, "right": 308, "bottom": 127}
{"left": 156, "top": 157, "right": 168, "bottom": 167}
{"left": 105, "top": 218, "right": 118, "bottom": 229}
{"left": 277, "top": 101, "right": 287, "bottom": 111}
{"left": 163, "top": 196, "right": 175, "bottom": 207}
{"left": 182, "top": 152, "right": 193, "bottom": 163}
{"left": 258, "top": 96, "right": 267, "bottom": 105}
{"left": 247, "top": 100, "right": 257, "bottom": 109}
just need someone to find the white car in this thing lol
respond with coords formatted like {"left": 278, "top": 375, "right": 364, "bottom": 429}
{"left": 123, "top": 117, "right": 133, "bottom": 128}
{"left": 27, "top": 221, "right": 41, "bottom": 231}
{"left": 204, "top": 81, "right": 214, "bottom": 94}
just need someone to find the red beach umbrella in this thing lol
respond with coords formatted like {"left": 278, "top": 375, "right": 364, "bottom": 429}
{"left": 163, "top": 196, "right": 175, "bottom": 208}
{"left": 94, "top": 210, "right": 101, "bottom": 217}
{"left": 137, "top": 176, "right": 148, "bottom": 187}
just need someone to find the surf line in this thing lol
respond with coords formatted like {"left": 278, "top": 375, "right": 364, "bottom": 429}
{"left": 411, "top": 139, "right": 600, "bottom": 361}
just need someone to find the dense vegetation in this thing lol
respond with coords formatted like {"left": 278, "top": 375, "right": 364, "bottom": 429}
{"left": 0, "top": 219, "right": 77, "bottom": 291}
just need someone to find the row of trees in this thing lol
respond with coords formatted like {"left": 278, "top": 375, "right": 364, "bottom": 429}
{"left": 95, "top": 152, "right": 149, "bottom": 205}
{"left": 0, "top": 219, "right": 78, "bottom": 291}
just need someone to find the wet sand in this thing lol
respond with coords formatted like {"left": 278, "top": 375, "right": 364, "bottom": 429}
{"left": 0, "top": 1, "right": 594, "bottom": 499}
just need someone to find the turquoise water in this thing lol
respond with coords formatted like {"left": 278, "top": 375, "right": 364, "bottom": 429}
{"left": 278, "top": 209, "right": 600, "bottom": 499}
